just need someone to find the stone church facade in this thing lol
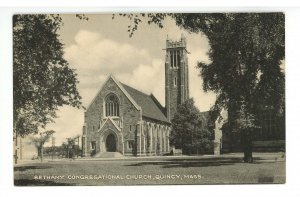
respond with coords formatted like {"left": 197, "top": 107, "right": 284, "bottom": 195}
{"left": 82, "top": 35, "right": 190, "bottom": 157}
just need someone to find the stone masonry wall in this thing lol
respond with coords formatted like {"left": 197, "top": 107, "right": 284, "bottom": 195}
{"left": 84, "top": 77, "right": 141, "bottom": 156}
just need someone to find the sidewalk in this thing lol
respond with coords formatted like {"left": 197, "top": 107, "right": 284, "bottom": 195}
{"left": 14, "top": 152, "right": 285, "bottom": 165}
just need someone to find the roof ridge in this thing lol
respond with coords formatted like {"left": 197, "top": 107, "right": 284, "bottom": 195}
{"left": 86, "top": 75, "right": 141, "bottom": 111}
{"left": 121, "top": 82, "right": 169, "bottom": 123}
{"left": 120, "top": 83, "right": 151, "bottom": 97}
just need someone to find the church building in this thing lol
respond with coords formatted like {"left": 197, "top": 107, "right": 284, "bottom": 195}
{"left": 82, "top": 35, "right": 190, "bottom": 156}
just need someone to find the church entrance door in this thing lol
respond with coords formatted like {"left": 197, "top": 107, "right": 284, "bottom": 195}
{"left": 106, "top": 134, "right": 116, "bottom": 152}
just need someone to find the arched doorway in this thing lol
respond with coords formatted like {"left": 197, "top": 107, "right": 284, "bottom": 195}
{"left": 106, "top": 134, "right": 117, "bottom": 152}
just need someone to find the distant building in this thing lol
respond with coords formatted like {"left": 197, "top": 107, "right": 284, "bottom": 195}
{"left": 221, "top": 108, "right": 285, "bottom": 153}
{"left": 82, "top": 35, "right": 190, "bottom": 156}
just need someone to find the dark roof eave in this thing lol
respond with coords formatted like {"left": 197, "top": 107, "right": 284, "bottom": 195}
{"left": 142, "top": 115, "right": 171, "bottom": 125}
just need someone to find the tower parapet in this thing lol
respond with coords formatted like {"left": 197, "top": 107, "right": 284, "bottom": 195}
{"left": 166, "top": 34, "right": 187, "bottom": 48}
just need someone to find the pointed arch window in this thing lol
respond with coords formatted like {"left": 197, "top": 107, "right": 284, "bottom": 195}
{"left": 170, "top": 50, "right": 181, "bottom": 68}
{"left": 177, "top": 51, "right": 181, "bottom": 67}
{"left": 170, "top": 51, "right": 174, "bottom": 68}
{"left": 105, "top": 94, "right": 120, "bottom": 117}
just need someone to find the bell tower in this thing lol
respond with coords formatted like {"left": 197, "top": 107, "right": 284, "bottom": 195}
{"left": 165, "top": 34, "right": 189, "bottom": 122}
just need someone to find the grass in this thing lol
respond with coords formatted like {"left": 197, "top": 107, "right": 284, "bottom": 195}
{"left": 14, "top": 153, "right": 285, "bottom": 186}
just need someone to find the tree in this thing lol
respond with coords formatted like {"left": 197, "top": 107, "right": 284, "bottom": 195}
{"left": 235, "top": 100, "right": 257, "bottom": 162}
{"left": 192, "top": 13, "right": 284, "bottom": 162}
{"left": 60, "top": 142, "right": 69, "bottom": 158}
{"left": 30, "top": 130, "right": 55, "bottom": 162}
{"left": 170, "top": 98, "right": 212, "bottom": 155}
{"left": 64, "top": 136, "right": 81, "bottom": 158}
{"left": 13, "top": 14, "right": 82, "bottom": 137}
{"left": 120, "top": 13, "right": 285, "bottom": 162}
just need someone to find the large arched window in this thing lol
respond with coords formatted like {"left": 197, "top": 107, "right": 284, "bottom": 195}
{"left": 105, "top": 94, "right": 119, "bottom": 117}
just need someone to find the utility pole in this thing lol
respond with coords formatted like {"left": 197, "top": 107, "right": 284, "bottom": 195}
{"left": 67, "top": 138, "right": 70, "bottom": 159}
{"left": 52, "top": 136, "right": 55, "bottom": 160}
{"left": 77, "top": 136, "right": 80, "bottom": 158}
{"left": 13, "top": 132, "right": 18, "bottom": 164}
{"left": 40, "top": 133, "right": 43, "bottom": 162}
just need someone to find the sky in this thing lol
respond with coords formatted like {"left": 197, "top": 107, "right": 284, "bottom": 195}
{"left": 44, "top": 14, "right": 216, "bottom": 146}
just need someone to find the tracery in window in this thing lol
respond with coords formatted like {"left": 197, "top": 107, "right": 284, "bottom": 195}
{"left": 105, "top": 94, "right": 119, "bottom": 117}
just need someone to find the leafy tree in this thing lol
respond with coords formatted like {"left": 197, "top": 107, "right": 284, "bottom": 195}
{"left": 60, "top": 142, "right": 69, "bottom": 158}
{"left": 56, "top": 136, "right": 81, "bottom": 159}
{"left": 13, "top": 14, "right": 82, "bottom": 137}
{"left": 29, "top": 130, "right": 55, "bottom": 162}
{"left": 43, "top": 146, "right": 60, "bottom": 158}
{"left": 193, "top": 13, "right": 284, "bottom": 162}
{"left": 170, "top": 98, "right": 212, "bottom": 155}
{"left": 64, "top": 137, "right": 81, "bottom": 158}
{"left": 120, "top": 13, "right": 285, "bottom": 162}
{"left": 235, "top": 100, "right": 257, "bottom": 162}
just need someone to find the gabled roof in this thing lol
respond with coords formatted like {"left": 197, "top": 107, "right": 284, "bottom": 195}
{"left": 86, "top": 74, "right": 169, "bottom": 124}
{"left": 86, "top": 75, "right": 140, "bottom": 111}
{"left": 121, "top": 83, "right": 169, "bottom": 123}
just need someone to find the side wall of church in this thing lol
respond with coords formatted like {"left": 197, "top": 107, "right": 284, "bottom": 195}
{"left": 139, "top": 118, "right": 171, "bottom": 156}
{"left": 83, "top": 77, "right": 141, "bottom": 156}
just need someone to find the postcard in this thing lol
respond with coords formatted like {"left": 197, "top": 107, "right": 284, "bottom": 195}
{"left": 13, "top": 13, "right": 285, "bottom": 186}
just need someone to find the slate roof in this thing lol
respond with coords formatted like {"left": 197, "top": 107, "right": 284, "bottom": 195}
{"left": 121, "top": 83, "right": 169, "bottom": 123}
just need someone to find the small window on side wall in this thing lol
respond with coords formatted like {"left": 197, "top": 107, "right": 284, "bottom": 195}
{"left": 174, "top": 77, "right": 177, "bottom": 86}
{"left": 127, "top": 141, "right": 134, "bottom": 149}
{"left": 91, "top": 141, "right": 96, "bottom": 150}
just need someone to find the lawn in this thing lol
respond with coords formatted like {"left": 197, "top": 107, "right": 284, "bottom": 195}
{"left": 14, "top": 153, "right": 285, "bottom": 186}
